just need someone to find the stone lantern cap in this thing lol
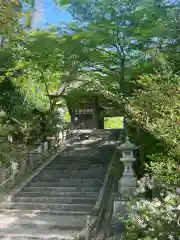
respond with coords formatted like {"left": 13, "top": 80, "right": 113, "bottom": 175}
{"left": 118, "top": 136, "right": 136, "bottom": 150}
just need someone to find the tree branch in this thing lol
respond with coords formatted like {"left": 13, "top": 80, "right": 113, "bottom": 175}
{"left": 112, "top": 27, "right": 126, "bottom": 90}
{"left": 95, "top": 47, "right": 117, "bottom": 56}
{"left": 39, "top": 68, "right": 54, "bottom": 112}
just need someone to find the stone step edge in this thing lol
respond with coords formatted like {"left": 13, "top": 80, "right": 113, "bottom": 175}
{"left": 0, "top": 209, "right": 90, "bottom": 216}
{"left": 30, "top": 178, "right": 103, "bottom": 182}
{"left": 14, "top": 196, "right": 97, "bottom": 199}
{"left": 0, "top": 216, "right": 86, "bottom": 228}
{"left": 1, "top": 202, "right": 94, "bottom": 207}
{"left": 13, "top": 196, "right": 97, "bottom": 202}
{"left": 22, "top": 186, "right": 101, "bottom": 189}
{"left": 0, "top": 229, "right": 79, "bottom": 239}
{"left": 16, "top": 191, "right": 98, "bottom": 195}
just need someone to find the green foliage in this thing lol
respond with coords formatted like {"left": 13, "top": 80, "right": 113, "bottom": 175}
{"left": 0, "top": 29, "right": 66, "bottom": 164}
{"left": 53, "top": 0, "right": 180, "bottom": 237}
{"left": 121, "top": 192, "right": 180, "bottom": 240}
{"left": 120, "top": 68, "right": 180, "bottom": 239}
{"left": 104, "top": 117, "right": 124, "bottom": 129}
{"left": 0, "top": 0, "right": 37, "bottom": 37}
{"left": 127, "top": 69, "right": 180, "bottom": 157}
{"left": 0, "top": 3, "right": 180, "bottom": 238}
{"left": 54, "top": 0, "right": 180, "bottom": 96}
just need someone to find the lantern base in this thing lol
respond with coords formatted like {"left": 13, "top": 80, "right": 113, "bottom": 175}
{"left": 118, "top": 175, "right": 137, "bottom": 194}
{"left": 113, "top": 194, "right": 132, "bottom": 219}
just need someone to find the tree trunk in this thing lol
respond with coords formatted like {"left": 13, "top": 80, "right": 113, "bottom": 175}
{"left": 120, "top": 58, "right": 126, "bottom": 94}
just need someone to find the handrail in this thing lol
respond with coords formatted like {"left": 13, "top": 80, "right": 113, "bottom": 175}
{"left": 0, "top": 122, "right": 84, "bottom": 195}
{"left": 93, "top": 147, "right": 117, "bottom": 213}
{"left": 79, "top": 133, "right": 122, "bottom": 240}
{"left": 0, "top": 174, "right": 14, "bottom": 188}
{"left": 93, "top": 135, "right": 121, "bottom": 214}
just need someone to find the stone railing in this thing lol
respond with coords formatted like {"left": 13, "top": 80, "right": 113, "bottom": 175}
{"left": 77, "top": 133, "right": 123, "bottom": 240}
{"left": 0, "top": 123, "right": 84, "bottom": 198}
{"left": 0, "top": 141, "right": 50, "bottom": 197}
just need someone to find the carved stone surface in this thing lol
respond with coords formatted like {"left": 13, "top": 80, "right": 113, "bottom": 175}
{"left": 38, "top": 145, "right": 43, "bottom": 154}
{"left": 44, "top": 142, "right": 48, "bottom": 152}
{"left": 113, "top": 136, "right": 137, "bottom": 217}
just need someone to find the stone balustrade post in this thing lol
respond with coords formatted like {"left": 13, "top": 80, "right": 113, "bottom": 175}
{"left": 10, "top": 161, "right": 18, "bottom": 182}
{"left": 38, "top": 145, "right": 43, "bottom": 158}
{"left": 47, "top": 137, "right": 53, "bottom": 150}
{"left": 0, "top": 168, "right": 6, "bottom": 188}
{"left": 29, "top": 152, "right": 33, "bottom": 167}
{"left": 44, "top": 142, "right": 48, "bottom": 152}
{"left": 20, "top": 158, "right": 27, "bottom": 174}
{"left": 0, "top": 170, "right": 2, "bottom": 184}
{"left": 113, "top": 136, "right": 137, "bottom": 219}
{"left": 59, "top": 131, "right": 63, "bottom": 141}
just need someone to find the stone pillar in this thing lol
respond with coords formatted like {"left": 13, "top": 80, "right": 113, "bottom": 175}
{"left": 20, "top": 158, "right": 27, "bottom": 174}
{"left": 38, "top": 145, "right": 43, "bottom": 154}
{"left": 113, "top": 136, "right": 137, "bottom": 219}
{"left": 59, "top": 131, "right": 63, "bottom": 141}
{"left": 29, "top": 153, "right": 33, "bottom": 167}
{"left": 47, "top": 137, "right": 53, "bottom": 150}
{"left": 10, "top": 161, "right": 18, "bottom": 181}
{"left": 0, "top": 169, "right": 8, "bottom": 191}
{"left": 37, "top": 145, "right": 43, "bottom": 161}
{"left": 44, "top": 142, "right": 48, "bottom": 152}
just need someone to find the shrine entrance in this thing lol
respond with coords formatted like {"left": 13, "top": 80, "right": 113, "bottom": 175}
{"left": 73, "top": 108, "right": 97, "bottom": 129}
{"left": 48, "top": 89, "right": 114, "bottom": 129}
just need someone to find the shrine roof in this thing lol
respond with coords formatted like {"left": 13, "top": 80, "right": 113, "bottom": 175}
{"left": 48, "top": 75, "right": 120, "bottom": 110}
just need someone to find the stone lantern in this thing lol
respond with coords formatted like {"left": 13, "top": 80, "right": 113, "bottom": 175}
{"left": 117, "top": 136, "right": 137, "bottom": 196}
{"left": 10, "top": 160, "right": 19, "bottom": 181}
{"left": 113, "top": 136, "right": 137, "bottom": 219}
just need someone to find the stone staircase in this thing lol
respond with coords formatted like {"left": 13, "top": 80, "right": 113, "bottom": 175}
{"left": 0, "top": 136, "right": 115, "bottom": 239}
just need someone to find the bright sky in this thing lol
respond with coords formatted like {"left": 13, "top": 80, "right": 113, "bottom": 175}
{"left": 32, "top": 0, "right": 72, "bottom": 29}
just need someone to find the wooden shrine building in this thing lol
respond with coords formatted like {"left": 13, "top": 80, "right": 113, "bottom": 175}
{"left": 48, "top": 84, "right": 122, "bottom": 130}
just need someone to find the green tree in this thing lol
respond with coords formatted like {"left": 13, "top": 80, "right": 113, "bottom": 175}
{"left": 120, "top": 68, "right": 180, "bottom": 240}
{"left": 54, "top": 1, "right": 180, "bottom": 238}
{"left": 0, "top": 29, "right": 66, "bottom": 163}
{"left": 55, "top": 0, "right": 179, "bottom": 94}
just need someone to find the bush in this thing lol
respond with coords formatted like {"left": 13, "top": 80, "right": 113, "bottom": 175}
{"left": 120, "top": 69, "right": 180, "bottom": 239}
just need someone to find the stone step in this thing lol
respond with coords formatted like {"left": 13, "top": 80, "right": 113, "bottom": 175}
{"left": 47, "top": 163, "right": 106, "bottom": 168}
{"left": 0, "top": 227, "right": 79, "bottom": 240}
{"left": 41, "top": 168, "right": 107, "bottom": 177}
{"left": 16, "top": 191, "right": 98, "bottom": 198}
{"left": 50, "top": 162, "right": 109, "bottom": 168}
{"left": 49, "top": 158, "right": 107, "bottom": 162}
{"left": 13, "top": 196, "right": 97, "bottom": 205}
{"left": 0, "top": 209, "right": 90, "bottom": 216}
{"left": 59, "top": 150, "right": 112, "bottom": 155}
{"left": 39, "top": 169, "right": 107, "bottom": 176}
{"left": 52, "top": 155, "right": 83, "bottom": 160}
{"left": 35, "top": 173, "right": 105, "bottom": 181}
{"left": 40, "top": 169, "right": 106, "bottom": 175}
{"left": 22, "top": 186, "right": 100, "bottom": 193}
{"left": 44, "top": 165, "right": 107, "bottom": 170}
{"left": 3, "top": 202, "right": 94, "bottom": 212}
{"left": 52, "top": 154, "right": 111, "bottom": 160}
{"left": 51, "top": 156, "right": 108, "bottom": 161}
{"left": 30, "top": 178, "right": 103, "bottom": 185}
{"left": 58, "top": 150, "right": 113, "bottom": 155}
{"left": 28, "top": 179, "right": 102, "bottom": 187}
{"left": 41, "top": 168, "right": 106, "bottom": 174}
{"left": 0, "top": 214, "right": 86, "bottom": 231}
{"left": 37, "top": 170, "right": 106, "bottom": 176}
{"left": 60, "top": 153, "right": 112, "bottom": 159}
{"left": 60, "top": 152, "right": 101, "bottom": 157}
